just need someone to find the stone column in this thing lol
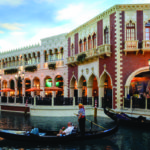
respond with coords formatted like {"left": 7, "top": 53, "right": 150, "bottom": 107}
{"left": 40, "top": 79, "right": 45, "bottom": 97}
{"left": 22, "top": 79, "right": 25, "bottom": 97}
{"left": 98, "top": 85, "right": 104, "bottom": 108}
{"left": 78, "top": 87, "right": 82, "bottom": 97}
{"left": 125, "top": 86, "right": 129, "bottom": 98}
{"left": 63, "top": 85, "right": 68, "bottom": 97}
{"left": 70, "top": 86, "right": 74, "bottom": 97}
{"left": 31, "top": 79, "right": 34, "bottom": 97}
{"left": 7, "top": 80, "right": 10, "bottom": 97}
{"left": 87, "top": 86, "right": 92, "bottom": 97}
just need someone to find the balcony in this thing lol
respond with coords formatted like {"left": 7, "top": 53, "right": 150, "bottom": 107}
{"left": 3, "top": 61, "right": 22, "bottom": 69}
{"left": 67, "top": 44, "right": 111, "bottom": 66}
{"left": 24, "top": 58, "right": 40, "bottom": 66}
{"left": 97, "top": 44, "right": 111, "bottom": 59}
{"left": 142, "top": 40, "right": 150, "bottom": 54}
{"left": 124, "top": 40, "right": 139, "bottom": 55}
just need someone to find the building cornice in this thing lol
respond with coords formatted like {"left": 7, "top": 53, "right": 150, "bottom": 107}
{"left": 67, "top": 4, "right": 150, "bottom": 37}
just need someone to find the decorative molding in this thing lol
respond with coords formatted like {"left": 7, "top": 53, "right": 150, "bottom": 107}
{"left": 67, "top": 4, "right": 150, "bottom": 37}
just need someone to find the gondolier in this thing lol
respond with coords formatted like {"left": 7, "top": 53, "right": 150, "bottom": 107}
{"left": 77, "top": 103, "right": 86, "bottom": 135}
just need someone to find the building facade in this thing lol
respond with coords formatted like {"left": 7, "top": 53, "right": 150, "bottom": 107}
{"left": 0, "top": 4, "right": 150, "bottom": 110}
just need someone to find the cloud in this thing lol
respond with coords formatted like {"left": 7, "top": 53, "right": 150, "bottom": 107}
{"left": 56, "top": 2, "right": 102, "bottom": 28}
{"left": 0, "top": 31, "right": 4, "bottom": 34}
{"left": 31, "top": 25, "right": 71, "bottom": 42}
{"left": 0, "top": 31, "right": 28, "bottom": 52}
{"left": 0, "top": 23, "right": 24, "bottom": 31}
{"left": 0, "top": 0, "right": 24, "bottom": 6}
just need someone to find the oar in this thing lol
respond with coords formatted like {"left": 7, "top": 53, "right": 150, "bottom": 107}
{"left": 85, "top": 118, "right": 106, "bottom": 130}
{"left": 74, "top": 113, "right": 106, "bottom": 130}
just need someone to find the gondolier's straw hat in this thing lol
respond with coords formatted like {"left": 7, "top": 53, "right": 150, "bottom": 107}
{"left": 78, "top": 103, "right": 83, "bottom": 107}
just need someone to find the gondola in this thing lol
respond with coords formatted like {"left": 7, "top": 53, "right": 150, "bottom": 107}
{"left": 104, "top": 107, "right": 150, "bottom": 128}
{"left": 0, "top": 124, "right": 118, "bottom": 143}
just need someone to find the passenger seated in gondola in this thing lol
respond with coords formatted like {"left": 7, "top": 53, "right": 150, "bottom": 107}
{"left": 57, "top": 122, "right": 74, "bottom": 136}
{"left": 30, "top": 127, "right": 39, "bottom": 135}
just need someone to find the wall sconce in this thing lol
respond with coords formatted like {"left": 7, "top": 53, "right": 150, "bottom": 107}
{"left": 148, "top": 59, "right": 150, "bottom": 70}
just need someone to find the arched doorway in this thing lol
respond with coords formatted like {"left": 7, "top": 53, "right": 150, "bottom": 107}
{"left": 2, "top": 80, "right": 7, "bottom": 96}
{"left": 55, "top": 75, "right": 63, "bottom": 97}
{"left": 87, "top": 74, "right": 98, "bottom": 106}
{"left": 127, "top": 71, "right": 150, "bottom": 109}
{"left": 33, "top": 77, "right": 40, "bottom": 96}
{"left": 99, "top": 72, "right": 112, "bottom": 108}
{"left": 78, "top": 75, "right": 87, "bottom": 97}
{"left": 25, "top": 78, "right": 31, "bottom": 96}
{"left": 70, "top": 76, "right": 78, "bottom": 98}
{"left": 10, "top": 80, "right": 15, "bottom": 96}
{"left": 45, "top": 76, "right": 52, "bottom": 97}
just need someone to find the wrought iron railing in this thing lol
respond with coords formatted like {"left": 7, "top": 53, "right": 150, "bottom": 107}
{"left": 54, "top": 97, "right": 73, "bottom": 106}
{"left": 16, "top": 97, "right": 23, "bottom": 103}
{"left": 1, "top": 96, "right": 7, "bottom": 103}
{"left": 8, "top": 97, "right": 15, "bottom": 103}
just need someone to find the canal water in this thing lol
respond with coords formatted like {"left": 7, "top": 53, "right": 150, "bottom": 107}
{"left": 0, "top": 112, "right": 150, "bottom": 150}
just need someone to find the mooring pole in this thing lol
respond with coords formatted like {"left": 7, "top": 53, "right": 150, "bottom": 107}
{"left": 94, "top": 99, "right": 97, "bottom": 122}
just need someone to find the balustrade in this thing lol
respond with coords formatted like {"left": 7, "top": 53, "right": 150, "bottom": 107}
{"left": 124, "top": 40, "right": 139, "bottom": 55}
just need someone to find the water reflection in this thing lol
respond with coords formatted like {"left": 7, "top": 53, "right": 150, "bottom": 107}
{"left": 0, "top": 111, "right": 150, "bottom": 150}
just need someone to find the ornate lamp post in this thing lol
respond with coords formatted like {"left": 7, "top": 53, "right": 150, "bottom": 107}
{"left": 15, "top": 70, "right": 24, "bottom": 97}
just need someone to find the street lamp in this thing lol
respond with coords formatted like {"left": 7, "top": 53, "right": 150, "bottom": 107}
{"left": 15, "top": 70, "right": 24, "bottom": 97}
{"left": 148, "top": 59, "right": 150, "bottom": 70}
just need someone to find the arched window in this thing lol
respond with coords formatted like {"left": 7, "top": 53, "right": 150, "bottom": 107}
{"left": 145, "top": 20, "right": 150, "bottom": 40}
{"left": 83, "top": 38, "right": 87, "bottom": 51}
{"left": 79, "top": 40, "right": 83, "bottom": 53}
{"left": 71, "top": 44, "right": 74, "bottom": 56}
{"left": 49, "top": 50, "right": 53, "bottom": 61}
{"left": 104, "top": 27, "right": 109, "bottom": 44}
{"left": 92, "top": 33, "right": 96, "bottom": 48}
{"left": 88, "top": 36, "right": 92, "bottom": 50}
{"left": 126, "top": 20, "right": 135, "bottom": 41}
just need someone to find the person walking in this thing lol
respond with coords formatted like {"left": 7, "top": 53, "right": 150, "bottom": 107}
{"left": 77, "top": 103, "right": 86, "bottom": 135}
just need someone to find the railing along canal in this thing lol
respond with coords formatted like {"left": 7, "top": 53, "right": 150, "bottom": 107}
{"left": 123, "top": 96, "right": 150, "bottom": 110}
{"left": 0, "top": 96, "right": 97, "bottom": 107}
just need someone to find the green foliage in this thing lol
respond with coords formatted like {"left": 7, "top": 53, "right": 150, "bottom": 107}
{"left": 4, "top": 68, "right": 18, "bottom": 75}
{"left": 77, "top": 53, "right": 86, "bottom": 62}
{"left": 48, "top": 63, "right": 56, "bottom": 70}
{"left": 25, "top": 66, "right": 37, "bottom": 72}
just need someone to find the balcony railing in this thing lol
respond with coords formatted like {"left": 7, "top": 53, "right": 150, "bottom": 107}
{"left": 142, "top": 40, "right": 150, "bottom": 54}
{"left": 67, "top": 44, "right": 111, "bottom": 66}
{"left": 3, "top": 61, "right": 23, "bottom": 68}
{"left": 124, "top": 40, "right": 139, "bottom": 55}
{"left": 24, "top": 58, "right": 40, "bottom": 66}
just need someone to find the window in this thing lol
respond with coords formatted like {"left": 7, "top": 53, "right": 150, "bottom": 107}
{"left": 83, "top": 38, "right": 87, "bottom": 51}
{"left": 145, "top": 21, "right": 150, "bottom": 40}
{"left": 71, "top": 44, "right": 74, "bottom": 56}
{"left": 79, "top": 40, "right": 83, "bottom": 53}
{"left": 88, "top": 36, "right": 92, "bottom": 50}
{"left": 92, "top": 33, "right": 96, "bottom": 48}
{"left": 104, "top": 27, "right": 109, "bottom": 44}
{"left": 126, "top": 21, "right": 135, "bottom": 41}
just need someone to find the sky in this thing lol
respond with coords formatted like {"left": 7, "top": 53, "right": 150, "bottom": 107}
{"left": 0, "top": 0, "right": 149, "bottom": 52}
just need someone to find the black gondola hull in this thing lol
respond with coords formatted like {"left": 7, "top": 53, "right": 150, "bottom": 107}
{"left": 104, "top": 107, "right": 150, "bottom": 129}
{"left": 0, "top": 125, "right": 118, "bottom": 143}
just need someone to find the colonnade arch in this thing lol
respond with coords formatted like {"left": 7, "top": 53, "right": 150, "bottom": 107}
{"left": 124, "top": 66, "right": 149, "bottom": 98}
{"left": 70, "top": 76, "right": 78, "bottom": 97}
{"left": 54, "top": 75, "right": 64, "bottom": 97}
